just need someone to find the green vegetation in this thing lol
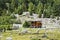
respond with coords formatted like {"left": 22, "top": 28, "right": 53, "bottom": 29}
{"left": 0, "top": 24, "right": 12, "bottom": 32}
{"left": 1, "top": 28, "right": 60, "bottom": 40}
{"left": 23, "top": 21, "right": 31, "bottom": 28}
{"left": 0, "top": 0, "right": 60, "bottom": 33}
{"left": 0, "top": 0, "right": 60, "bottom": 17}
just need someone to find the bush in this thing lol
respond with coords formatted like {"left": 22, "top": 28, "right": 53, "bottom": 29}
{"left": 0, "top": 24, "right": 12, "bottom": 32}
{"left": 23, "top": 21, "right": 31, "bottom": 28}
{"left": 7, "top": 24, "right": 12, "bottom": 30}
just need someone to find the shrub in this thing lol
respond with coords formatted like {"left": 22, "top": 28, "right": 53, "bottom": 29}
{"left": 23, "top": 21, "right": 31, "bottom": 28}
{"left": 0, "top": 24, "right": 12, "bottom": 32}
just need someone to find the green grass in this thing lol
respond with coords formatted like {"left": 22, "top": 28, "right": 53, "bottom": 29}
{"left": 1, "top": 28, "right": 60, "bottom": 40}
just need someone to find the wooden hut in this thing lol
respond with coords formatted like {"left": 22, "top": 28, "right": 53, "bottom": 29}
{"left": 30, "top": 21, "right": 42, "bottom": 28}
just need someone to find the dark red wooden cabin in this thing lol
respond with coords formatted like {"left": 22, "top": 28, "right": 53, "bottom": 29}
{"left": 30, "top": 21, "right": 42, "bottom": 28}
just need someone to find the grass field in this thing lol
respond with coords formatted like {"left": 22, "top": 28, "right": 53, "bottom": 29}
{"left": 1, "top": 28, "right": 60, "bottom": 40}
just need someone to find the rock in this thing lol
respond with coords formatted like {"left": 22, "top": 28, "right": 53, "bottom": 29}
{"left": 6, "top": 37, "right": 12, "bottom": 40}
{"left": 21, "top": 30, "right": 28, "bottom": 34}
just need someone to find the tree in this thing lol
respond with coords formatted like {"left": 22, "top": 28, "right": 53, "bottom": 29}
{"left": 28, "top": 2, "right": 35, "bottom": 15}
{"left": 36, "top": 2, "right": 42, "bottom": 17}
{"left": 53, "top": 4, "right": 60, "bottom": 16}
{"left": 40, "top": 0, "right": 47, "bottom": 14}
{"left": 44, "top": 5, "right": 54, "bottom": 17}
{"left": 15, "top": 3, "right": 27, "bottom": 14}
